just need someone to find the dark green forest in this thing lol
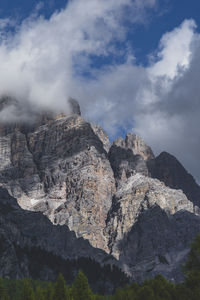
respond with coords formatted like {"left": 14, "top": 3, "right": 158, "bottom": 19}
{"left": 1, "top": 235, "right": 200, "bottom": 300}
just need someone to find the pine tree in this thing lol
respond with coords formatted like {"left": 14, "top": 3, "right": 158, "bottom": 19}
{"left": 147, "top": 275, "right": 175, "bottom": 300}
{"left": 137, "top": 286, "right": 155, "bottom": 300}
{"left": 19, "top": 278, "right": 35, "bottom": 300}
{"left": 72, "top": 270, "right": 93, "bottom": 300}
{"left": 0, "top": 278, "right": 9, "bottom": 300}
{"left": 35, "top": 286, "right": 46, "bottom": 300}
{"left": 52, "top": 273, "right": 68, "bottom": 300}
{"left": 66, "top": 286, "right": 73, "bottom": 300}
{"left": 184, "top": 234, "right": 200, "bottom": 299}
{"left": 185, "top": 234, "right": 200, "bottom": 273}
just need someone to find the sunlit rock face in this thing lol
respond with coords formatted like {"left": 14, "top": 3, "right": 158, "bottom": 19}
{"left": 91, "top": 124, "right": 111, "bottom": 153}
{"left": 0, "top": 96, "right": 200, "bottom": 282}
{"left": 0, "top": 97, "right": 115, "bottom": 252}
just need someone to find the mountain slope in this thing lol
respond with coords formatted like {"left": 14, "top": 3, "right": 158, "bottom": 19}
{"left": 0, "top": 186, "right": 130, "bottom": 293}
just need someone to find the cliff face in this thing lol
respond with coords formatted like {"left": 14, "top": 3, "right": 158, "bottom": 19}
{"left": 0, "top": 187, "right": 108, "bottom": 268}
{"left": 105, "top": 173, "right": 194, "bottom": 258}
{"left": 0, "top": 97, "right": 200, "bottom": 282}
{"left": 117, "top": 206, "right": 200, "bottom": 282}
{"left": 0, "top": 187, "right": 129, "bottom": 294}
{"left": 108, "top": 134, "right": 154, "bottom": 187}
{"left": 0, "top": 101, "right": 115, "bottom": 252}
{"left": 148, "top": 151, "right": 200, "bottom": 207}
{"left": 104, "top": 174, "right": 200, "bottom": 280}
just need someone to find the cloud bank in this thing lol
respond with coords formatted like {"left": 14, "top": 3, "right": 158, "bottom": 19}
{"left": 0, "top": 0, "right": 157, "bottom": 112}
{"left": 0, "top": 0, "right": 199, "bottom": 182}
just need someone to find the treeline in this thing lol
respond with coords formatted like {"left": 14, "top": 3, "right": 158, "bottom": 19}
{"left": 14, "top": 244, "right": 129, "bottom": 293}
{"left": 1, "top": 235, "right": 200, "bottom": 300}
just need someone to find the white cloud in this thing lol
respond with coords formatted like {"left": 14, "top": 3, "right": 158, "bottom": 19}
{"left": 0, "top": 0, "right": 157, "bottom": 114}
{"left": 0, "top": 1, "right": 199, "bottom": 182}
{"left": 71, "top": 18, "right": 200, "bottom": 182}
{"left": 134, "top": 20, "right": 200, "bottom": 182}
{"left": 150, "top": 19, "right": 196, "bottom": 78}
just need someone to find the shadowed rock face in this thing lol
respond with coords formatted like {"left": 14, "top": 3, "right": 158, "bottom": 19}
{"left": 124, "top": 133, "right": 155, "bottom": 161}
{"left": 0, "top": 187, "right": 108, "bottom": 265}
{"left": 148, "top": 151, "right": 200, "bottom": 207}
{"left": 118, "top": 206, "right": 200, "bottom": 282}
{"left": 105, "top": 173, "right": 195, "bottom": 259}
{"left": 68, "top": 97, "right": 81, "bottom": 115}
{"left": 0, "top": 97, "right": 200, "bottom": 283}
{"left": 0, "top": 187, "right": 130, "bottom": 294}
{"left": 108, "top": 134, "right": 154, "bottom": 186}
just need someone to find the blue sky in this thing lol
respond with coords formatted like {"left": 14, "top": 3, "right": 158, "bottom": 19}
{"left": 1, "top": 0, "right": 200, "bottom": 65}
{"left": 0, "top": 0, "right": 199, "bottom": 181}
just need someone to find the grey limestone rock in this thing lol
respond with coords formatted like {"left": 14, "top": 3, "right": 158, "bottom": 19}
{"left": 91, "top": 124, "right": 111, "bottom": 153}
{"left": 118, "top": 206, "right": 200, "bottom": 282}
{"left": 68, "top": 97, "right": 81, "bottom": 115}
{"left": 148, "top": 151, "right": 200, "bottom": 207}
{"left": 0, "top": 101, "right": 115, "bottom": 252}
{"left": 0, "top": 186, "right": 128, "bottom": 294}
{"left": 105, "top": 173, "right": 195, "bottom": 259}
{"left": 108, "top": 133, "right": 154, "bottom": 186}
{"left": 124, "top": 133, "right": 155, "bottom": 161}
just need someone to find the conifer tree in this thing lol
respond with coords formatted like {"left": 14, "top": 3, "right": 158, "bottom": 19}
{"left": 184, "top": 235, "right": 200, "bottom": 300}
{"left": 19, "top": 278, "right": 35, "bottom": 300}
{"left": 43, "top": 282, "right": 54, "bottom": 300}
{"left": 35, "top": 286, "right": 46, "bottom": 300}
{"left": 185, "top": 234, "right": 200, "bottom": 274}
{"left": 137, "top": 286, "right": 155, "bottom": 300}
{"left": 52, "top": 273, "right": 68, "bottom": 300}
{"left": 0, "top": 278, "right": 9, "bottom": 300}
{"left": 72, "top": 270, "right": 93, "bottom": 300}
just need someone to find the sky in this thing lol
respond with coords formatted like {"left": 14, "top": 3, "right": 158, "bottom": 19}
{"left": 0, "top": 0, "right": 200, "bottom": 182}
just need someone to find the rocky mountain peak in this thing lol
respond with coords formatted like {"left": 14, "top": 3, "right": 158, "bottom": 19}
{"left": 149, "top": 151, "right": 200, "bottom": 207}
{"left": 125, "top": 133, "right": 155, "bottom": 160}
{"left": 0, "top": 96, "right": 81, "bottom": 126}
{"left": 112, "top": 133, "right": 154, "bottom": 161}
{"left": 0, "top": 97, "right": 200, "bottom": 283}
{"left": 27, "top": 97, "right": 81, "bottom": 130}
{"left": 0, "top": 101, "right": 115, "bottom": 252}
{"left": 91, "top": 124, "right": 110, "bottom": 152}
{"left": 108, "top": 133, "right": 154, "bottom": 186}
{"left": 68, "top": 97, "right": 81, "bottom": 116}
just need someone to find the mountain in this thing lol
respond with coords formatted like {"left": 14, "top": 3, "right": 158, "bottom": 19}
{"left": 0, "top": 97, "right": 200, "bottom": 283}
{"left": 148, "top": 151, "right": 200, "bottom": 207}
